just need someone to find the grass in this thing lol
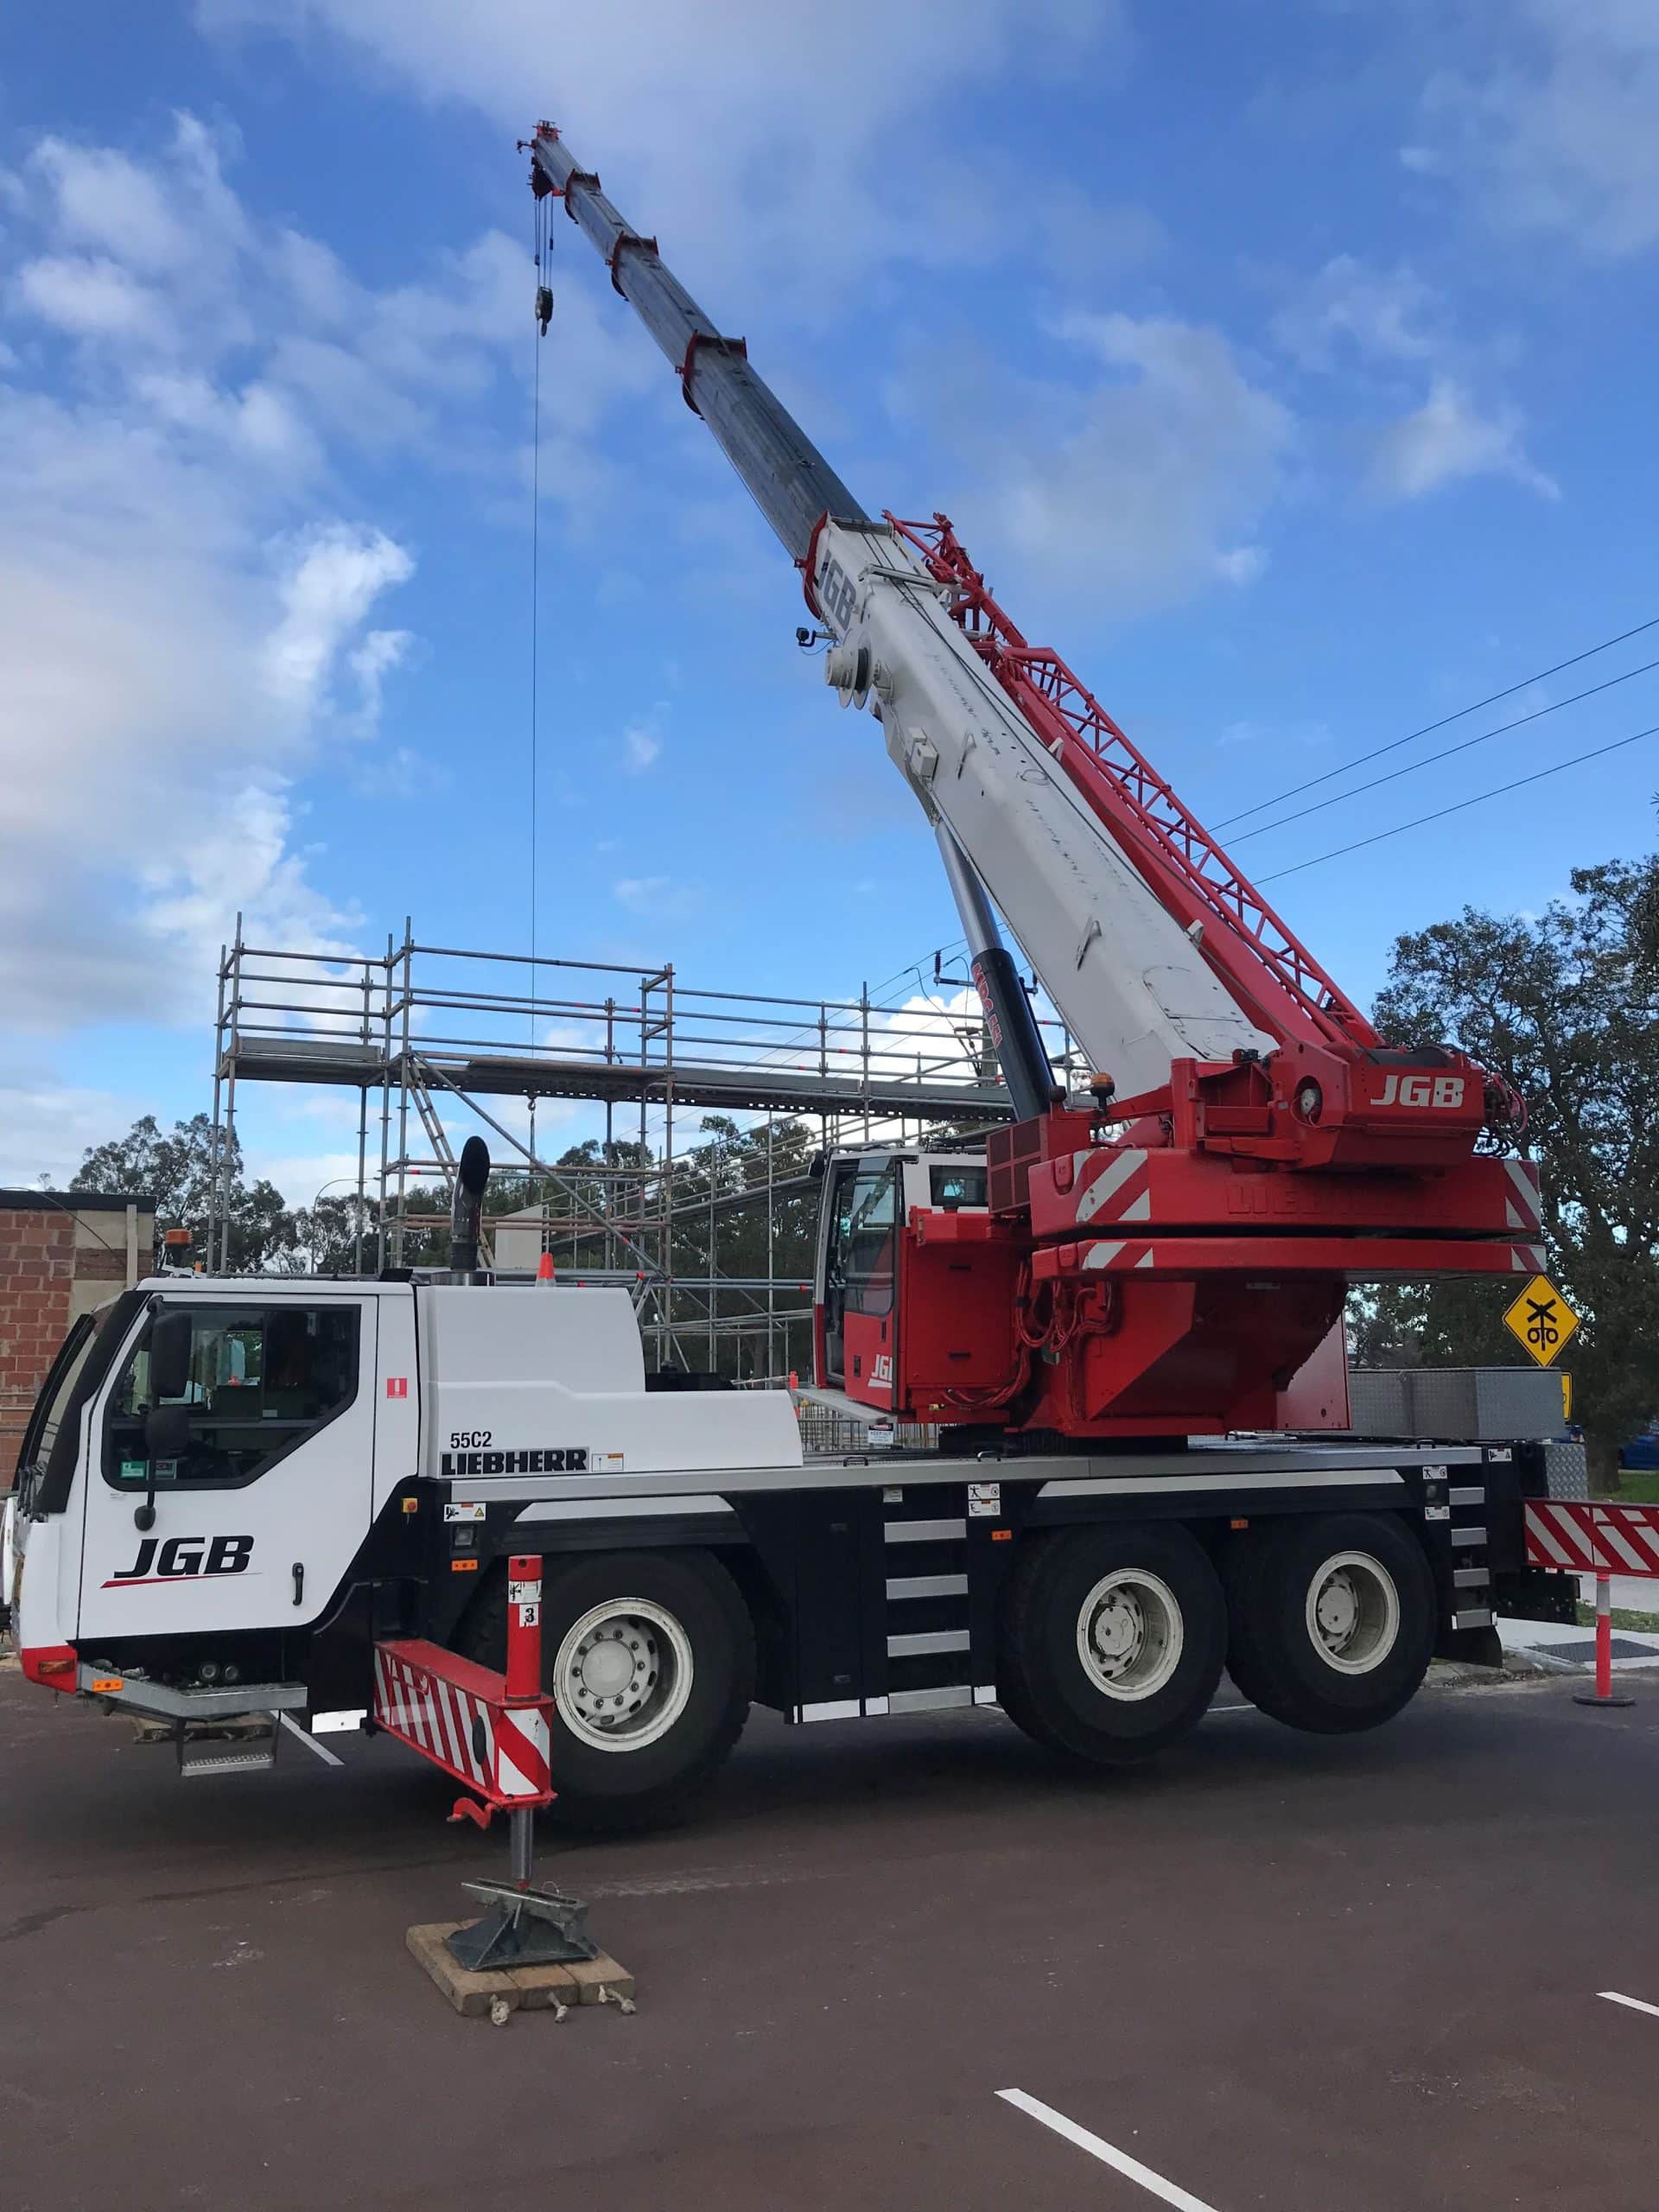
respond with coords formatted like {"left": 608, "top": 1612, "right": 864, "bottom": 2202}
{"left": 1574, "top": 1602, "right": 1659, "bottom": 1632}
{"left": 1613, "top": 1469, "right": 1659, "bottom": 1504}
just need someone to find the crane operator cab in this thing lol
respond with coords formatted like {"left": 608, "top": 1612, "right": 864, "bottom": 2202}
{"left": 813, "top": 1150, "right": 1005, "bottom": 1419}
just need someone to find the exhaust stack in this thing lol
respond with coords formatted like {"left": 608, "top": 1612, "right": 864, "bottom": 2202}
{"left": 449, "top": 1138, "right": 492, "bottom": 1283}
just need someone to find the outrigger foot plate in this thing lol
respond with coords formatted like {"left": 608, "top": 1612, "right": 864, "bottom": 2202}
{"left": 446, "top": 1878, "right": 600, "bottom": 1971}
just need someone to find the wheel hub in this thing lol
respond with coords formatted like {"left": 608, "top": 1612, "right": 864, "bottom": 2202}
{"left": 1305, "top": 1551, "right": 1401, "bottom": 1675}
{"left": 575, "top": 1626, "right": 654, "bottom": 1713}
{"left": 554, "top": 1599, "right": 693, "bottom": 1752}
{"left": 1316, "top": 1573, "right": 1360, "bottom": 1647}
{"left": 1076, "top": 1569, "right": 1184, "bottom": 1702}
{"left": 1090, "top": 1593, "right": 1144, "bottom": 1675}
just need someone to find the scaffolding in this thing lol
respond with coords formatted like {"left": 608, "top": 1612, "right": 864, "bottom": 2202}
{"left": 207, "top": 919, "right": 1077, "bottom": 1382}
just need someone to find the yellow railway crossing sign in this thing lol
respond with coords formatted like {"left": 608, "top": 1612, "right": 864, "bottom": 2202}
{"left": 1503, "top": 1274, "right": 1581, "bottom": 1369}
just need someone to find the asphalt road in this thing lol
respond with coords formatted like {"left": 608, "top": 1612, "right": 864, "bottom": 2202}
{"left": 4, "top": 1665, "right": 1659, "bottom": 2212}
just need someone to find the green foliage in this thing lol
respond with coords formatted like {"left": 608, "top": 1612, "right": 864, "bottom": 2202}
{"left": 1362, "top": 856, "right": 1659, "bottom": 1485}
{"left": 71, "top": 1112, "right": 301, "bottom": 1274}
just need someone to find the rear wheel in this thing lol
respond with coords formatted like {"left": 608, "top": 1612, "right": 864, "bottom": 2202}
{"left": 1223, "top": 1511, "right": 1435, "bottom": 1735}
{"left": 997, "top": 1523, "right": 1227, "bottom": 1764}
{"left": 459, "top": 1548, "right": 754, "bottom": 1831}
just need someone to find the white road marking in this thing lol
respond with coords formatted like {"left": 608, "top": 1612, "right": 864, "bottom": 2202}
{"left": 997, "top": 2089, "right": 1222, "bottom": 2210}
{"left": 1600, "top": 1991, "right": 1659, "bottom": 2020}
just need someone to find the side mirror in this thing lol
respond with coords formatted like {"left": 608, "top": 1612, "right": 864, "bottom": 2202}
{"left": 149, "top": 1313, "right": 192, "bottom": 1402}
{"left": 143, "top": 1402, "right": 192, "bottom": 1461}
{"left": 136, "top": 1401, "right": 191, "bottom": 1531}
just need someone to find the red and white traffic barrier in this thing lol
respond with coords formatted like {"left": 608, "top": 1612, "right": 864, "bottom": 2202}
{"left": 374, "top": 1555, "right": 598, "bottom": 1974}
{"left": 1524, "top": 1501, "right": 1644, "bottom": 1710}
{"left": 372, "top": 1554, "right": 555, "bottom": 1815}
{"left": 1524, "top": 1497, "right": 1659, "bottom": 1578}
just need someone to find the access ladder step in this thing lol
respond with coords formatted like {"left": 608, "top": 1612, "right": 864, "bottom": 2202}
{"left": 177, "top": 1739, "right": 277, "bottom": 1778}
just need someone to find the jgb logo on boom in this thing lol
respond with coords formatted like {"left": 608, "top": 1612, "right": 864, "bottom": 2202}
{"left": 1376, "top": 1072, "right": 1466, "bottom": 1109}
{"left": 815, "top": 549, "right": 858, "bottom": 633}
{"left": 104, "top": 1535, "right": 253, "bottom": 1587}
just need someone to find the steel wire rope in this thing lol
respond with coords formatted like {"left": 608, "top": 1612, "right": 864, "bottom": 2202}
{"left": 1228, "top": 654, "right": 1659, "bottom": 848}
{"left": 1213, "top": 613, "right": 1659, "bottom": 832}
{"left": 1256, "top": 721, "right": 1659, "bottom": 884}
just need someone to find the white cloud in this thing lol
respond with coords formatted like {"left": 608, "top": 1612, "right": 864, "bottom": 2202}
{"left": 196, "top": 0, "right": 1127, "bottom": 302}
{"left": 620, "top": 706, "right": 666, "bottom": 775}
{"left": 612, "top": 875, "right": 702, "bottom": 920}
{"left": 0, "top": 1073, "right": 147, "bottom": 1188}
{"left": 1274, "top": 255, "right": 1440, "bottom": 370}
{"left": 1214, "top": 545, "right": 1268, "bottom": 587}
{"left": 13, "top": 254, "right": 175, "bottom": 344}
{"left": 0, "top": 112, "right": 562, "bottom": 1038}
{"left": 261, "top": 524, "right": 415, "bottom": 713}
{"left": 31, "top": 113, "right": 249, "bottom": 275}
{"left": 950, "top": 312, "right": 1292, "bottom": 616}
{"left": 1414, "top": 1, "right": 1659, "bottom": 257}
{"left": 1274, "top": 256, "right": 1553, "bottom": 505}
{"left": 1369, "top": 377, "right": 1559, "bottom": 502}
{"left": 353, "top": 743, "right": 447, "bottom": 801}
{"left": 348, "top": 627, "right": 416, "bottom": 723}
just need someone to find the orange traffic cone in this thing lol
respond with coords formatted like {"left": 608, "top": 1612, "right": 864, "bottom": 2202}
{"left": 536, "top": 1251, "right": 556, "bottom": 1284}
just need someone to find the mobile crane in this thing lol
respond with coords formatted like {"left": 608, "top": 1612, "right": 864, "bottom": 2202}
{"left": 1, "top": 124, "right": 1574, "bottom": 1831}
{"left": 518, "top": 123, "right": 1536, "bottom": 1446}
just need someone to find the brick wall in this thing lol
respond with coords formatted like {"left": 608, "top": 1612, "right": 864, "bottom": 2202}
{"left": 1, "top": 1196, "right": 153, "bottom": 1491}
{"left": 0, "top": 1211, "right": 73, "bottom": 1481}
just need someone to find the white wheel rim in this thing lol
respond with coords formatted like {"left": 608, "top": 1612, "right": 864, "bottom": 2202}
{"left": 1075, "top": 1569, "right": 1184, "bottom": 1702}
{"left": 1305, "top": 1551, "right": 1400, "bottom": 1675}
{"left": 554, "top": 1598, "right": 694, "bottom": 1753}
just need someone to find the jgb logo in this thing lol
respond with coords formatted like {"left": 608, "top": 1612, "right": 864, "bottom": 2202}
{"left": 871, "top": 1354, "right": 894, "bottom": 1387}
{"left": 815, "top": 549, "right": 858, "bottom": 634}
{"left": 1376, "top": 1073, "right": 1466, "bottom": 1109}
{"left": 104, "top": 1535, "right": 253, "bottom": 1587}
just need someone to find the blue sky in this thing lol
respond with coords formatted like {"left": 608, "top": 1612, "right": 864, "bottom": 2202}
{"left": 3, "top": 1, "right": 1657, "bottom": 1200}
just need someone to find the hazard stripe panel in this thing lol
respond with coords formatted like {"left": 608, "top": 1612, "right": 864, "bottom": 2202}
{"left": 1525, "top": 1499, "right": 1659, "bottom": 1579}
{"left": 372, "top": 1639, "right": 555, "bottom": 1806}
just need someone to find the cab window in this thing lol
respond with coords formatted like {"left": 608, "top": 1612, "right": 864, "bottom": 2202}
{"left": 930, "top": 1166, "right": 987, "bottom": 1211}
{"left": 840, "top": 1166, "right": 899, "bottom": 1319}
{"left": 104, "top": 1304, "right": 359, "bottom": 1491}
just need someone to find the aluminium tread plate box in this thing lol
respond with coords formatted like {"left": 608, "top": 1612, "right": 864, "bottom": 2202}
{"left": 1347, "top": 1366, "right": 1565, "bottom": 1445}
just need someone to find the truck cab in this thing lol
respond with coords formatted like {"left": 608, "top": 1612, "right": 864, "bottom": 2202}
{"left": 815, "top": 1149, "right": 1019, "bottom": 1417}
{"left": 5, "top": 1272, "right": 800, "bottom": 1714}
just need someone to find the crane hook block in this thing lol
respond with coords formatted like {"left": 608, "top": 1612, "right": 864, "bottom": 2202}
{"left": 535, "top": 285, "right": 554, "bottom": 335}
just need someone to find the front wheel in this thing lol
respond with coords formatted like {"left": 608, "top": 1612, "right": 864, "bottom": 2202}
{"left": 458, "top": 1548, "right": 754, "bottom": 1831}
{"left": 997, "top": 1524, "right": 1228, "bottom": 1765}
{"left": 1223, "top": 1511, "right": 1435, "bottom": 1735}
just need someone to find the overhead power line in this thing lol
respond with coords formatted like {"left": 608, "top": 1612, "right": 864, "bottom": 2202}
{"left": 1230, "top": 653, "right": 1659, "bottom": 846}
{"left": 1213, "top": 612, "right": 1659, "bottom": 832}
{"left": 1256, "top": 721, "right": 1659, "bottom": 886}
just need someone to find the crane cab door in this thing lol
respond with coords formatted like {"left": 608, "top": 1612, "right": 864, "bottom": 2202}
{"left": 817, "top": 1157, "right": 901, "bottom": 1404}
{"left": 77, "top": 1294, "right": 378, "bottom": 1642}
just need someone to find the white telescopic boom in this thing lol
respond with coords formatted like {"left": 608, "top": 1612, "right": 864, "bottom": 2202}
{"left": 529, "top": 127, "right": 1273, "bottom": 1101}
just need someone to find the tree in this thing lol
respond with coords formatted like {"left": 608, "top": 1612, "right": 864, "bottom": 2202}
{"left": 1369, "top": 857, "right": 1659, "bottom": 1488}
{"left": 71, "top": 1113, "right": 303, "bottom": 1274}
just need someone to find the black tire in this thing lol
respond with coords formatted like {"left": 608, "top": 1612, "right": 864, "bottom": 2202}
{"left": 458, "top": 1548, "right": 754, "bottom": 1832}
{"left": 997, "top": 1523, "right": 1227, "bottom": 1765}
{"left": 1223, "top": 1511, "right": 1435, "bottom": 1735}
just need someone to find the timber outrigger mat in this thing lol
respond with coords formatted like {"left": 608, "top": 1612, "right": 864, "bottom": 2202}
{"left": 406, "top": 1921, "right": 637, "bottom": 2023}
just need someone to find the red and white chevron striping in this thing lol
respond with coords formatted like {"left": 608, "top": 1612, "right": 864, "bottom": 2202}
{"left": 1072, "top": 1147, "right": 1151, "bottom": 1228}
{"left": 1503, "top": 1158, "right": 1542, "bottom": 1236}
{"left": 1525, "top": 1499, "right": 1659, "bottom": 1579}
{"left": 372, "top": 1645, "right": 551, "bottom": 1802}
